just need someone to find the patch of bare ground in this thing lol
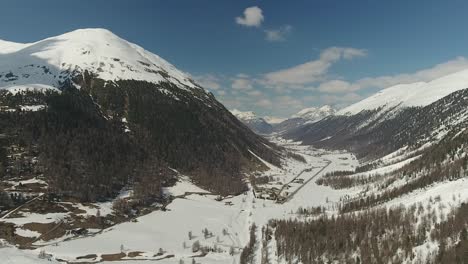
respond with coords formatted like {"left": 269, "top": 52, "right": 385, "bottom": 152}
{"left": 127, "top": 251, "right": 143, "bottom": 258}
{"left": 76, "top": 253, "right": 98, "bottom": 260}
{"left": 59, "top": 203, "right": 87, "bottom": 215}
{"left": 101, "top": 252, "right": 126, "bottom": 261}
{"left": 23, "top": 221, "right": 66, "bottom": 242}
{"left": 0, "top": 221, "right": 35, "bottom": 246}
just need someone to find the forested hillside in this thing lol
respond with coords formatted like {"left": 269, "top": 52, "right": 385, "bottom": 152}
{"left": 0, "top": 73, "right": 281, "bottom": 202}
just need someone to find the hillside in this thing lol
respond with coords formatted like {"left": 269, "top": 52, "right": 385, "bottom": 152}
{"left": 287, "top": 70, "right": 468, "bottom": 161}
{"left": 3, "top": 25, "right": 468, "bottom": 264}
{"left": 338, "top": 69, "right": 468, "bottom": 115}
{"left": 0, "top": 28, "right": 281, "bottom": 202}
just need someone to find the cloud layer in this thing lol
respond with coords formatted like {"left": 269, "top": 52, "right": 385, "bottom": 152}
{"left": 317, "top": 56, "right": 468, "bottom": 94}
{"left": 195, "top": 45, "right": 468, "bottom": 117}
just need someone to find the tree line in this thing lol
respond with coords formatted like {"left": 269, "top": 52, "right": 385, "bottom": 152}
{"left": 271, "top": 200, "right": 468, "bottom": 263}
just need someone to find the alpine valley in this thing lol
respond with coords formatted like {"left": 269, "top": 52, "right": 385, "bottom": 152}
{"left": 2, "top": 28, "right": 468, "bottom": 264}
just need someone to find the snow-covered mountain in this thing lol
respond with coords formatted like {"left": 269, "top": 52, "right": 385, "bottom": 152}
{"left": 231, "top": 106, "right": 336, "bottom": 135}
{"left": 0, "top": 28, "right": 201, "bottom": 96}
{"left": 293, "top": 105, "right": 336, "bottom": 122}
{"left": 0, "top": 28, "right": 281, "bottom": 198}
{"left": 231, "top": 109, "right": 257, "bottom": 121}
{"left": 263, "top": 116, "right": 286, "bottom": 124}
{"left": 231, "top": 109, "right": 273, "bottom": 134}
{"left": 273, "top": 105, "right": 336, "bottom": 134}
{"left": 286, "top": 68, "right": 468, "bottom": 161}
{"left": 338, "top": 68, "right": 468, "bottom": 115}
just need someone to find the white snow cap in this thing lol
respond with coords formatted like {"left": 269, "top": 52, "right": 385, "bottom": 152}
{"left": 231, "top": 109, "right": 258, "bottom": 121}
{"left": 293, "top": 105, "right": 336, "bottom": 121}
{"left": 0, "top": 28, "right": 198, "bottom": 90}
{"left": 338, "top": 68, "right": 468, "bottom": 115}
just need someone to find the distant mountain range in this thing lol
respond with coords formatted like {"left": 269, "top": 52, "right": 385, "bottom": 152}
{"left": 286, "top": 68, "right": 468, "bottom": 160}
{"left": 231, "top": 105, "right": 336, "bottom": 134}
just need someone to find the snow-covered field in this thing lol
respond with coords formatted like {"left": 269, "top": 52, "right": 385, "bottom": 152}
{"left": 5, "top": 137, "right": 460, "bottom": 264}
{"left": 0, "top": 138, "right": 361, "bottom": 263}
{"left": 0, "top": 245, "right": 59, "bottom": 264}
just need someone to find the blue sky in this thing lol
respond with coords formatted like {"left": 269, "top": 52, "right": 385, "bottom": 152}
{"left": 2, "top": 0, "right": 468, "bottom": 117}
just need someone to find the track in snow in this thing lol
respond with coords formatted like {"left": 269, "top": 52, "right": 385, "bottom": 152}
{"left": 280, "top": 160, "right": 332, "bottom": 203}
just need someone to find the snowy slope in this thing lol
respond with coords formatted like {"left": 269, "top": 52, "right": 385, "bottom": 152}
{"left": 292, "top": 105, "right": 336, "bottom": 122}
{"left": 0, "top": 84, "right": 60, "bottom": 95}
{"left": 0, "top": 246, "right": 58, "bottom": 264}
{"left": 0, "top": 28, "right": 198, "bottom": 91}
{"left": 271, "top": 105, "right": 336, "bottom": 134}
{"left": 231, "top": 109, "right": 258, "bottom": 121}
{"left": 338, "top": 68, "right": 468, "bottom": 115}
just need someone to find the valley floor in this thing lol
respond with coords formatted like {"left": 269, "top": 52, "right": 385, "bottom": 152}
{"left": 7, "top": 138, "right": 464, "bottom": 263}
{"left": 0, "top": 138, "right": 359, "bottom": 263}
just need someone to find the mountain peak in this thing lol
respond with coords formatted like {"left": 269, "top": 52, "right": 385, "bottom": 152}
{"left": 0, "top": 28, "right": 198, "bottom": 92}
{"left": 293, "top": 105, "right": 336, "bottom": 121}
{"left": 63, "top": 27, "right": 115, "bottom": 35}
{"left": 319, "top": 105, "right": 333, "bottom": 111}
{"left": 231, "top": 109, "right": 257, "bottom": 120}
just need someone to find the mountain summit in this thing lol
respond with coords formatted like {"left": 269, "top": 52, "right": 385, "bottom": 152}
{"left": 0, "top": 28, "right": 198, "bottom": 93}
{"left": 292, "top": 105, "right": 336, "bottom": 122}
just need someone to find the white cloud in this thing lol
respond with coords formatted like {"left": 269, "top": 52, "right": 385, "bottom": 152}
{"left": 317, "top": 80, "right": 354, "bottom": 93}
{"left": 192, "top": 48, "right": 468, "bottom": 117}
{"left": 232, "top": 78, "right": 253, "bottom": 90}
{"left": 265, "top": 25, "right": 292, "bottom": 42}
{"left": 320, "top": 47, "right": 367, "bottom": 61}
{"left": 236, "top": 73, "right": 250, "bottom": 78}
{"left": 263, "top": 47, "right": 367, "bottom": 85}
{"left": 312, "top": 56, "right": 468, "bottom": 95}
{"left": 352, "top": 56, "right": 468, "bottom": 90}
{"left": 319, "top": 93, "right": 362, "bottom": 104}
{"left": 255, "top": 99, "right": 273, "bottom": 108}
{"left": 192, "top": 74, "right": 221, "bottom": 90}
{"left": 247, "top": 90, "right": 262, "bottom": 97}
{"left": 236, "top": 6, "right": 264, "bottom": 27}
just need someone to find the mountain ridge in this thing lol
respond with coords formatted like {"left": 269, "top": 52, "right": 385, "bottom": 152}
{"left": 231, "top": 105, "right": 337, "bottom": 135}
{"left": 338, "top": 68, "right": 468, "bottom": 116}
